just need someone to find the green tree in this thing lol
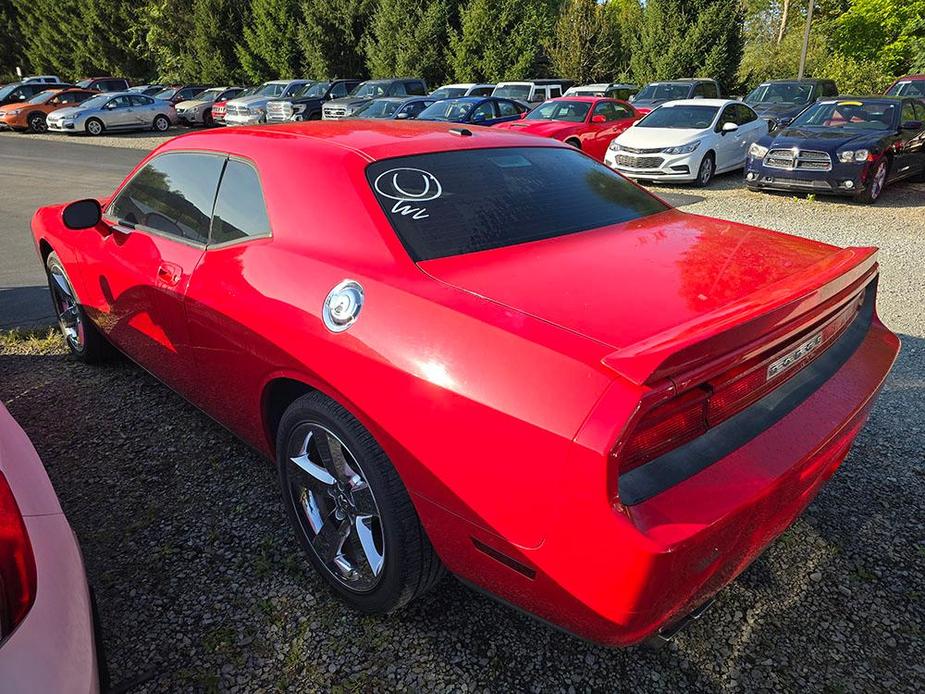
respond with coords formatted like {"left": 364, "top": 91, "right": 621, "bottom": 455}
{"left": 141, "top": 0, "right": 197, "bottom": 81}
{"left": 11, "top": 0, "right": 88, "bottom": 77}
{"left": 449, "top": 0, "right": 561, "bottom": 82}
{"left": 831, "top": 0, "right": 925, "bottom": 76}
{"left": 0, "top": 0, "right": 26, "bottom": 77}
{"left": 235, "top": 0, "right": 302, "bottom": 82}
{"left": 78, "top": 0, "right": 152, "bottom": 78}
{"left": 298, "top": 0, "right": 377, "bottom": 79}
{"left": 602, "top": 0, "right": 642, "bottom": 79}
{"left": 546, "top": 0, "right": 616, "bottom": 83}
{"left": 630, "top": 0, "right": 744, "bottom": 92}
{"left": 182, "top": 0, "right": 247, "bottom": 82}
{"left": 365, "top": 0, "right": 452, "bottom": 86}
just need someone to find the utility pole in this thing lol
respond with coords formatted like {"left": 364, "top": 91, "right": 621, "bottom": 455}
{"left": 798, "top": 0, "right": 815, "bottom": 79}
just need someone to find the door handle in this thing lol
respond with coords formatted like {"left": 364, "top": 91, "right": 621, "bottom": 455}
{"left": 157, "top": 264, "right": 181, "bottom": 286}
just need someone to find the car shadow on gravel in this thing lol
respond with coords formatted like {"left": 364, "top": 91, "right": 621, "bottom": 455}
{"left": 0, "top": 333, "right": 922, "bottom": 692}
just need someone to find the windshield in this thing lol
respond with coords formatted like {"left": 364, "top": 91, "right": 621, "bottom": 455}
{"left": 791, "top": 101, "right": 897, "bottom": 130}
{"left": 637, "top": 105, "right": 718, "bottom": 129}
{"left": 745, "top": 82, "right": 814, "bottom": 105}
{"left": 75, "top": 95, "right": 111, "bottom": 110}
{"left": 27, "top": 90, "right": 57, "bottom": 104}
{"left": 417, "top": 99, "right": 473, "bottom": 121}
{"left": 430, "top": 87, "right": 467, "bottom": 99}
{"left": 256, "top": 82, "right": 287, "bottom": 97}
{"left": 296, "top": 82, "right": 330, "bottom": 98}
{"left": 886, "top": 80, "right": 925, "bottom": 97}
{"left": 76, "top": 79, "right": 93, "bottom": 88}
{"left": 154, "top": 88, "right": 178, "bottom": 100}
{"left": 493, "top": 84, "right": 531, "bottom": 100}
{"left": 353, "top": 99, "right": 400, "bottom": 118}
{"left": 634, "top": 83, "right": 691, "bottom": 101}
{"left": 197, "top": 88, "right": 224, "bottom": 102}
{"left": 351, "top": 82, "right": 388, "bottom": 98}
{"left": 525, "top": 100, "right": 590, "bottom": 122}
{"left": 366, "top": 147, "right": 668, "bottom": 261}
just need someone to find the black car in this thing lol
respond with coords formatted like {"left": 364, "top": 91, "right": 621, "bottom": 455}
{"left": 630, "top": 78, "right": 722, "bottom": 111}
{"left": 152, "top": 84, "right": 212, "bottom": 104}
{"left": 745, "top": 97, "right": 925, "bottom": 203}
{"left": 265, "top": 79, "right": 362, "bottom": 123}
{"left": 745, "top": 79, "right": 839, "bottom": 128}
{"left": 348, "top": 96, "right": 435, "bottom": 120}
{"left": 0, "top": 80, "right": 72, "bottom": 106}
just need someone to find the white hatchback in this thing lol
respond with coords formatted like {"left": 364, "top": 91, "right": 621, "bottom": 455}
{"left": 604, "top": 98, "right": 768, "bottom": 186}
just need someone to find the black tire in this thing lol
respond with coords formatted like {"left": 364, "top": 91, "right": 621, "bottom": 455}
{"left": 153, "top": 114, "right": 170, "bottom": 132}
{"left": 277, "top": 391, "right": 444, "bottom": 614}
{"left": 45, "top": 251, "right": 109, "bottom": 363}
{"left": 85, "top": 117, "right": 104, "bottom": 136}
{"left": 203, "top": 110, "right": 213, "bottom": 127}
{"left": 565, "top": 138, "right": 581, "bottom": 149}
{"left": 694, "top": 152, "right": 715, "bottom": 187}
{"left": 27, "top": 112, "right": 47, "bottom": 133}
{"left": 855, "top": 156, "right": 889, "bottom": 204}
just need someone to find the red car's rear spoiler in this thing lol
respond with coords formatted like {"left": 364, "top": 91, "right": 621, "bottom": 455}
{"left": 602, "top": 246, "right": 880, "bottom": 386}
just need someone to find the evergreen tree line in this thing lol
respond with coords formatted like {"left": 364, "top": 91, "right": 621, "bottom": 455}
{"left": 2, "top": 0, "right": 918, "bottom": 93}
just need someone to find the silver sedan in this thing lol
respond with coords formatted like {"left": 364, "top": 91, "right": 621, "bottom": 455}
{"left": 47, "top": 91, "right": 177, "bottom": 136}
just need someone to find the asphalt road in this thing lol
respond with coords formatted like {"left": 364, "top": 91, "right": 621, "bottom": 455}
{"left": 0, "top": 135, "right": 146, "bottom": 328}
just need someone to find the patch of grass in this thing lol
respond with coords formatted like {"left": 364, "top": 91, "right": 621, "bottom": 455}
{"left": 177, "top": 667, "right": 221, "bottom": 694}
{"left": 0, "top": 327, "right": 63, "bottom": 355}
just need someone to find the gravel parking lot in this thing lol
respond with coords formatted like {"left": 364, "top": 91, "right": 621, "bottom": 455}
{"left": 0, "top": 135, "right": 922, "bottom": 692}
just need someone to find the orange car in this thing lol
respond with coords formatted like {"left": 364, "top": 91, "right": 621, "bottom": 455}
{"left": 0, "top": 88, "right": 97, "bottom": 133}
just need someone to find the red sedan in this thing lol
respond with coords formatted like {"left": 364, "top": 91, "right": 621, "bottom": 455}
{"left": 31, "top": 121, "right": 898, "bottom": 647}
{"left": 494, "top": 96, "right": 637, "bottom": 160}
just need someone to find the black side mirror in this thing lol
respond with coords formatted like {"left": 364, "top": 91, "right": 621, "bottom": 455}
{"left": 901, "top": 120, "right": 923, "bottom": 131}
{"left": 62, "top": 199, "right": 102, "bottom": 230}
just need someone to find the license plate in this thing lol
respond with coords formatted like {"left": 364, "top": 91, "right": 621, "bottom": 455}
{"left": 767, "top": 332, "right": 823, "bottom": 381}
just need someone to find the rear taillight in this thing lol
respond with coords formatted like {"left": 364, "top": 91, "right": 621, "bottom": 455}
{"left": 613, "top": 291, "right": 863, "bottom": 478}
{"left": 0, "top": 473, "right": 36, "bottom": 640}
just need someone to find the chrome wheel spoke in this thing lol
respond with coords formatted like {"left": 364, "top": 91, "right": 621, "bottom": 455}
{"left": 290, "top": 441, "right": 336, "bottom": 487}
{"left": 312, "top": 516, "right": 350, "bottom": 564}
{"left": 354, "top": 515, "right": 384, "bottom": 577}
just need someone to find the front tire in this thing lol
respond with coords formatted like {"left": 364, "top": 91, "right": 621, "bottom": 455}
{"left": 694, "top": 152, "right": 715, "bottom": 187}
{"left": 85, "top": 118, "right": 104, "bottom": 136}
{"left": 277, "top": 391, "right": 444, "bottom": 614}
{"left": 27, "top": 112, "right": 47, "bottom": 133}
{"left": 153, "top": 115, "right": 170, "bottom": 132}
{"left": 45, "top": 251, "right": 109, "bottom": 362}
{"left": 565, "top": 137, "right": 581, "bottom": 149}
{"left": 856, "top": 157, "right": 888, "bottom": 204}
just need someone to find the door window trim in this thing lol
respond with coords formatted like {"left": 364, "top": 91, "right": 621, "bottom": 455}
{"left": 207, "top": 155, "right": 274, "bottom": 249}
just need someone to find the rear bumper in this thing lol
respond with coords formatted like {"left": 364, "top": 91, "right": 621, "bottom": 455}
{"left": 0, "top": 514, "right": 100, "bottom": 692}
{"left": 421, "top": 300, "right": 899, "bottom": 646}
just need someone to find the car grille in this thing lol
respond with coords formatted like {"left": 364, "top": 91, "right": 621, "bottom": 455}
{"left": 613, "top": 154, "right": 665, "bottom": 169}
{"left": 225, "top": 104, "right": 247, "bottom": 117}
{"left": 212, "top": 104, "right": 226, "bottom": 120}
{"left": 266, "top": 101, "right": 292, "bottom": 123}
{"left": 618, "top": 145, "right": 663, "bottom": 155}
{"left": 764, "top": 148, "right": 832, "bottom": 171}
{"left": 323, "top": 106, "right": 347, "bottom": 120}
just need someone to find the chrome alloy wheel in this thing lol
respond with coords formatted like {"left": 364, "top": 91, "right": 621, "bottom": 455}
{"left": 48, "top": 264, "right": 85, "bottom": 352}
{"left": 286, "top": 424, "right": 385, "bottom": 591}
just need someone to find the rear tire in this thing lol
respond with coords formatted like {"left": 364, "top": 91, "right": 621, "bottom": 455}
{"left": 855, "top": 157, "right": 888, "bottom": 204}
{"left": 153, "top": 115, "right": 170, "bottom": 132}
{"left": 694, "top": 152, "right": 715, "bottom": 187}
{"left": 565, "top": 137, "right": 581, "bottom": 149}
{"left": 203, "top": 110, "right": 213, "bottom": 127}
{"left": 85, "top": 118, "right": 104, "bottom": 136}
{"left": 27, "top": 112, "right": 47, "bottom": 133}
{"left": 277, "top": 391, "right": 444, "bottom": 614}
{"left": 45, "top": 251, "right": 109, "bottom": 363}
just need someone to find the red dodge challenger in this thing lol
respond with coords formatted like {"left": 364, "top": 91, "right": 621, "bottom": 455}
{"left": 494, "top": 96, "right": 638, "bottom": 161}
{"left": 31, "top": 121, "right": 899, "bottom": 647}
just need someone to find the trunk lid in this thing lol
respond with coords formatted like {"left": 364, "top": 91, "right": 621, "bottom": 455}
{"left": 419, "top": 210, "right": 877, "bottom": 383}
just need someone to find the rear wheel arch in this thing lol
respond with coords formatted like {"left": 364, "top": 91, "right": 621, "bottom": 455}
{"left": 262, "top": 377, "right": 318, "bottom": 454}
{"left": 565, "top": 137, "right": 582, "bottom": 149}
{"left": 38, "top": 238, "right": 54, "bottom": 263}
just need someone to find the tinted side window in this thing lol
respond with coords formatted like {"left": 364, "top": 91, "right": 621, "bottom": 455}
{"left": 913, "top": 101, "right": 925, "bottom": 121}
{"left": 471, "top": 101, "right": 495, "bottom": 121}
{"left": 736, "top": 104, "right": 758, "bottom": 124}
{"left": 330, "top": 82, "right": 348, "bottom": 98}
{"left": 390, "top": 82, "right": 408, "bottom": 96}
{"left": 901, "top": 101, "right": 917, "bottom": 123}
{"left": 130, "top": 95, "right": 152, "bottom": 106}
{"left": 822, "top": 82, "right": 838, "bottom": 96}
{"left": 405, "top": 81, "right": 426, "bottom": 96}
{"left": 108, "top": 96, "right": 132, "bottom": 109}
{"left": 549, "top": 86, "right": 562, "bottom": 98}
{"left": 472, "top": 87, "right": 493, "bottom": 97}
{"left": 704, "top": 82, "right": 719, "bottom": 98}
{"left": 532, "top": 86, "right": 546, "bottom": 101}
{"left": 497, "top": 99, "right": 519, "bottom": 117}
{"left": 211, "top": 160, "right": 271, "bottom": 244}
{"left": 718, "top": 105, "right": 737, "bottom": 127}
{"left": 692, "top": 84, "right": 706, "bottom": 97}
{"left": 109, "top": 152, "right": 225, "bottom": 244}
